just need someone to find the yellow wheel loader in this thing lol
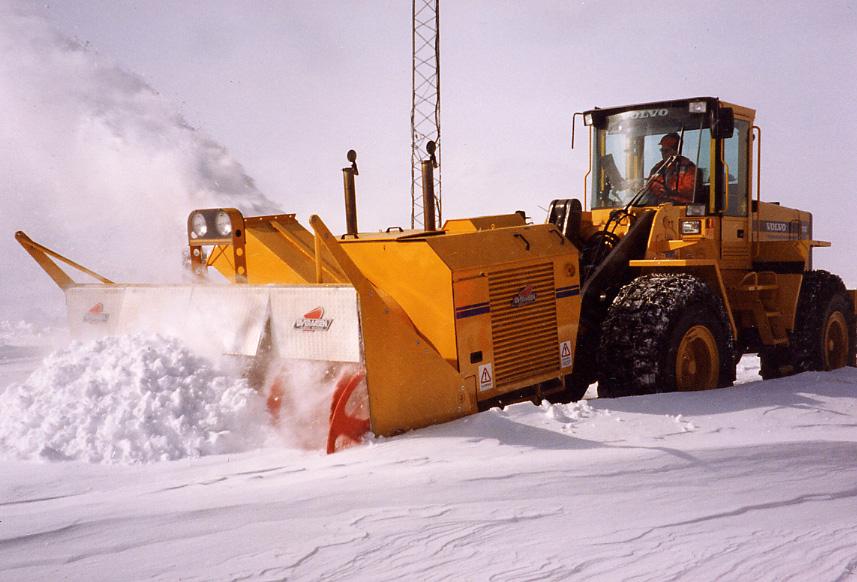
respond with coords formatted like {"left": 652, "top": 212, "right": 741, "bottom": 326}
{"left": 554, "top": 96, "right": 856, "bottom": 396}
{"left": 16, "top": 97, "right": 856, "bottom": 452}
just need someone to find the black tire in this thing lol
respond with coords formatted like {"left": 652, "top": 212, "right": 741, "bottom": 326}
{"left": 788, "top": 270, "right": 855, "bottom": 373}
{"left": 597, "top": 273, "right": 736, "bottom": 397}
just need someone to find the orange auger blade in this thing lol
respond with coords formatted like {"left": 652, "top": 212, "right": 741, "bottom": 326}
{"left": 264, "top": 361, "right": 369, "bottom": 454}
{"left": 327, "top": 369, "right": 370, "bottom": 454}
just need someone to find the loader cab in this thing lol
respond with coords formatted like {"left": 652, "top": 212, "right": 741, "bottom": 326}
{"left": 584, "top": 97, "right": 750, "bottom": 219}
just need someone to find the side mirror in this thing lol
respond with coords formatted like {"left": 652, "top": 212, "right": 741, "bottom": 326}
{"left": 713, "top": 107, "right": 734, "bottom": 139}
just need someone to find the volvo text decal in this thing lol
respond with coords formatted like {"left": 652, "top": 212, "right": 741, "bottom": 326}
{"left": 628, "top": 109, "right": 668, "bottom": 119}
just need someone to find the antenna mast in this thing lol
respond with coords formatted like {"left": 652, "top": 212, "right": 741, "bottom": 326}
{"left": 411, "top": 0, "right": 441, "bottom": 229}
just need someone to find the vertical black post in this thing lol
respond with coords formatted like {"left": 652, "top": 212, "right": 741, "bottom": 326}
{"left": 343, "top": 150, "right": 359, "bottom": 237}
{"left": 421, "top": 159, "right": 436, "bottom": 232}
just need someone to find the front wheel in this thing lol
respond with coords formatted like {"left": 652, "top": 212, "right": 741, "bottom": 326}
{"left": 598, "top": 273, "right": 736, "bottom": 397}
{"left": 674, "top": 321, "right": 721, "bottom": 389}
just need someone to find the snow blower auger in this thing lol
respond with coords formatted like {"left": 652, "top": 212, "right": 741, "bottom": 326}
{"left": 15, "top": 149, "right": 584, "bottom": 452}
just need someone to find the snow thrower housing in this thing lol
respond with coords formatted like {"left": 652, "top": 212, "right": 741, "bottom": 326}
{"left": 16, "top": 180, "right": 584, "bottom": 452}
{"left": 181, "top": 206, "right": 584, "bottom": 443}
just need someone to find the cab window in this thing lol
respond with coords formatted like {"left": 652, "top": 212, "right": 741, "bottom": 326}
{"left": 590, "top": 106, "right": 712, "bottom": 209}
{"left": 723, "top": 120, "right": 749, "bottom": 216}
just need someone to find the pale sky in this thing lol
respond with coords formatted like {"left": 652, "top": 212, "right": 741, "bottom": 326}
{"left": 3, "top": 0, "right": 856, "bottom": 318}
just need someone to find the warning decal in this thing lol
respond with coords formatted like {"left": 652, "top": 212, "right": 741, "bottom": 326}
{"left": 478, "top": 363, "right": 494, "bottom": 392}
{"left": 560, "top": 340, "right": 573, "bottom": 369}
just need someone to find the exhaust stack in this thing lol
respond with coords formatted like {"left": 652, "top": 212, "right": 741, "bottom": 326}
{"left": 343, "top": 149, "right": 359, "bottom": 237}
{"left": 422, "top": 140, "right": 438, "bottom": 232}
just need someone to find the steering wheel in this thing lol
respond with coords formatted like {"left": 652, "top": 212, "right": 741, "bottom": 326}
{"left": 638, "top": 157, "right": 680, "bottom": 205}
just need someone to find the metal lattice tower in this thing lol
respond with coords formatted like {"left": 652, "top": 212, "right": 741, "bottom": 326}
{"left": 411, "top": 0, "right": 441, "bottom": 229}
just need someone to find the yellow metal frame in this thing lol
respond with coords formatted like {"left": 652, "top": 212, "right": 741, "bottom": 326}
{"left": 15, "top": 231, "right": 114, "bottom": 289}
{"left": 194, "top": 212, "right": 347, "bottom": 285}
{"left": 309, "top": 216, "right": 477, "bottom": 436}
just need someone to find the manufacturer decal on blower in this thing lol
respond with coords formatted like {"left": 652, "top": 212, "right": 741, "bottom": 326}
{"left": 511, "top": 285, "right": 537, "bottom": 307}
{"left": 294, "top": 306, "right": 334, "bottom": 331}
{"left": 83, "top": 303, "right": 110, "bottom": 324}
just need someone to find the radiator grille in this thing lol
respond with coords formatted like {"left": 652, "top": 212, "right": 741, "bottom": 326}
{"left": 722, "top": 244, "right": 749, "bottom": 258}
{"left": 488, "top": 263, "right": 559, "bottom": 388}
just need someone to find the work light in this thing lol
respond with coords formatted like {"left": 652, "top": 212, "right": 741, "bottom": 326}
{"left": 681, "top": 220, "right": 702, "bottom": 235}
{"left": 216, "top": 211, "right": 233, "bottom": 237}
{"left": 191, "top": 212, "right": 207, "bottom": 238}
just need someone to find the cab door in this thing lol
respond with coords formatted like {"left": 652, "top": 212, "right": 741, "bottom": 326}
{"left": 719, "top": 118, "right": 752, "bottom": 269}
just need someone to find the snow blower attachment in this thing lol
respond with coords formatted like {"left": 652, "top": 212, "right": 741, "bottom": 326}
{"left": 16, "top": 151, "right": 583, "bottom": 452}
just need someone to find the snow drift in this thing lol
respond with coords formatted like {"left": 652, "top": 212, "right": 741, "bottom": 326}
{"left": 0, "top": 334, "right": 271, "bottom": 464}
{"left": 3, "top": 339, "right": 857, "bottom": 580}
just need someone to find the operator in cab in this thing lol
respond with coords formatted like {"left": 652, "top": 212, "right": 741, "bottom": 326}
{"left": 647, "top": 132, "right": 698, "bottom": 204}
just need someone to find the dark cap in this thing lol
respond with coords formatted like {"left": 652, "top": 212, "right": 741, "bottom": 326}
{"left": 659, "top": 133, "right": 680, "bottom": 149}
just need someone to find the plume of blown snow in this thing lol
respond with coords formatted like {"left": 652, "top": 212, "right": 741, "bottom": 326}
{"left": 0, "top": 333, "right": 272, "bottom": 464}
{"left": 0, "top": 1, "right": 281, "bottom": 320}
{"left": 0, "top": 320, "right": 55, "bottom": 348}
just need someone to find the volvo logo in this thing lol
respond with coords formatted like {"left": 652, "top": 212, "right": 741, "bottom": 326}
{"left": 628, "top": 109, "right": 669, "bottom": 119}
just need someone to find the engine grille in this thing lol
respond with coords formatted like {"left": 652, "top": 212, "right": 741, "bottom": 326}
{"left": 722, "top": 245, "right": 749, "bottom": 258}
{"left": 488, "top": 263, "right": 559, "bottom": 388}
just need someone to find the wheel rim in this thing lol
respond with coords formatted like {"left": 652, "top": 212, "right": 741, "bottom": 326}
{"left": 675, "top": 325, "right": 719, "bottom": 391}
{"left": 823, "top": 311, "right": 849, "bottom": 370}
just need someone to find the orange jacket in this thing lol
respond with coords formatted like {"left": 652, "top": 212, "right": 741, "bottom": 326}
{"left": 648, "top": 156, "right": 697, "bottom": 204}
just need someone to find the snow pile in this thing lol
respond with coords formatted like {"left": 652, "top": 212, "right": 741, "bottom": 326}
{"left": 0, "top": 334, "right": 271, "bottom": 464}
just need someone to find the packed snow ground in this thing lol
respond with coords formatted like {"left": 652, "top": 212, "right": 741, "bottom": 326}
{"left": 2, "top": 323, "right": 857, "bottom": 581}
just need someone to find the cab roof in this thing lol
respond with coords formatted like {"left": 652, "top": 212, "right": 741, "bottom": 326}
{"left": 584, "top": 96, "right": 756, "bottom": 128}
{"left": 584, "top": 97, "right": 723, "bottom": 127}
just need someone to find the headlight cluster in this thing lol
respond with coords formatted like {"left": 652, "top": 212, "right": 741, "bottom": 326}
{"left": 188, "top": 209, "right": 238, "bottom": 240}
{"left": 191, "top": 213, "right": 208, "bottom": 237}
{"left": 688, "top": 101, "right": 708, "bottom": 113}
{"left": 215, "top": 211, "right": 232, "bottom": 236}
{"left": 686, "top": 204, "right": 706, "bottom": 217}
{"left": 680, "top": 220, "right": 702, "bottom": 236}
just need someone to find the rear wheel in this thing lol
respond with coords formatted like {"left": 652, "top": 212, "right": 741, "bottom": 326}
{"left": 598, "top": 273, "right": 736, "bottom": 397}
{"left": 823, "top": 312, "right": 850, "bottom": 368}
{"left": 788, "top": 270, "right": 855, "bottom": 373}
